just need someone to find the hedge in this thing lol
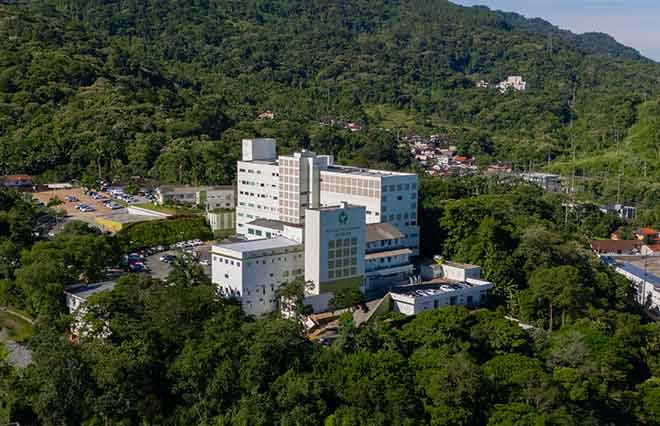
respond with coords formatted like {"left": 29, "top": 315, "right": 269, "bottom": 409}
{"left": 117, "top": 216, "right": 214, "bottom": 251}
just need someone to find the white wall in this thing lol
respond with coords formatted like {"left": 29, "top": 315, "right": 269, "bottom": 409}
{"left": 242, "top": 138, "right": 277, "bottom": 161}
{"left": 212, "top": 245, "right": 304, "bottom": 317}
{"left": 304, "top": 205, "right": 366, "bottom": 295}
{"left": 236, "top": 161, "right": 280, "bottom": 232}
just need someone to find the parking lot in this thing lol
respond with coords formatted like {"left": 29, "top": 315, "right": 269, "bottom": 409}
{"left": 32, "top": 186, "right": 153, "bottom": 229}
{"left": 32, "top": 187, "right": 115, "bottom": 223}
{"left": 142, "top": 242, "right": 213, "bottom": 280}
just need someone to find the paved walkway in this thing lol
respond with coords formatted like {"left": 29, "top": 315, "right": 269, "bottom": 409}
{"left": 1, "top": 330, "right": 33, "bottom": 368}
{"left": 1, "top": 306, "right": 35, "bottom": 324}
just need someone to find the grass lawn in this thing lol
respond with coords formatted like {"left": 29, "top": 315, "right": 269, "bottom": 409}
{"left": 0, "top": 309, "right": 33, "bottom": 343}
{"left": 134, "top": 202, "right": 204, "bottom": 216}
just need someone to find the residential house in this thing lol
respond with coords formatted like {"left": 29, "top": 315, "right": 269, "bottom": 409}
{"left": 590, "top": 240, "right": 643, "bottom": 255}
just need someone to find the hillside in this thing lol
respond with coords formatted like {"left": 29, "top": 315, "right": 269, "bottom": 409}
{"left": 0, "top": 0, "right": 659, "bottom": 199}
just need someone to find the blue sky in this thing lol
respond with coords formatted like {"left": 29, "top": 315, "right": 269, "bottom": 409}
{"left": 454, "top": 0, "right": 660, "bottom": 61}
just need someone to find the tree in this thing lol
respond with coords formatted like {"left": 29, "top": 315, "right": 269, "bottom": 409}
{"left": 328, "top": 288, "right": 366, "bottom": 312}
{"left": 528, "top": 266, "right": 584, "bottom": 330}
{"left": 167, "top": 253, "right": 210, "bottom": 288}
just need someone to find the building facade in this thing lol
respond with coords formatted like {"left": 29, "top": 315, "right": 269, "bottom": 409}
{"left": 389, "top": 261, "right": 492, "bottom": 316}
{"left": 303, "top": 204, "right": 366, "bottom": 312}
{"left": 211, "top": 237, "right": 304, "bottom": 317}
{"left": 364, "top": 223, "right": 414, "bottom": 291}
{"left": 157, "top": 185, "right": 235, "bottom": 210}
{"left": 236, "top": 139, "right": 280, "bottom": 230}
{"left": 235, "top": 138, "right": 419, "bottom": 253}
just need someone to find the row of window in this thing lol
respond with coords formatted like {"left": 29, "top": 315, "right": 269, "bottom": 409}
{"left": 247, "top": 228, "right": 273, "bottom": 238}
{"left": 382, "top": 193, "right": 416, "bottom": 202}
{"left": 321, "top": 174, "right": 380, "bottom": 189}
{"left": 214, "top": 256, "right": 242, "bottom": 267}
{"left": 382, "top": 182, "right": 417, "bottom": 192}
{"left": 239, "top": 190, "right": 278, "bottom": 199}
{"left": 238, "top": 168, "right": 278, "bottom": 177}
{"left": 382, "top": 202, "right": 416, "bottom": 213}
{"left": 328, "top": 238, "right": 358, "bottom": 249}
{"left": 328, "top": 267, "right": 358, "bottom": 280}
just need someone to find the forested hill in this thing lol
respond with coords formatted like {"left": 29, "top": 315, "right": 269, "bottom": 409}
{"left": 1, "top": 0, "right": 659, "bottom": 196}
{"left": 495, "top": 9, "right": 646, "bottom": 61}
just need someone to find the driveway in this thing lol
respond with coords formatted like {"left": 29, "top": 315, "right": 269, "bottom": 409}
{"left": 145, "top": 243, "right": 213, "bottom": 280}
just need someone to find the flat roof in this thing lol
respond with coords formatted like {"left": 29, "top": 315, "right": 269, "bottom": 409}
{"left": 444, "top": 260, "right": 480, "bottom": 269}
{"left": 323, "top": 165, "right": 416, "bottom": 178}
{"left": 605, "top": 256, "right": 660, "bottom": 287}
{"left": 159, "top": 185, "right": 234, "bottom": 193}
{"left": 247, "top": 218, "right": 302, "bottom": 231}
{"left": 365, "top": 248, "right": 413, "bottom": 260}
{"left": 391, "top": 281, "right": 487, "bottom": 298}
{"left": 238, "top": 159, "right": 278, "bottom": 166}
{"left": 65, "top": 281, "right": 117, "bottom": 300}
{"left": 312, "top": 203, "right": 364, "bottom": 212}
{"left": 213, "top": 236, "right": 301, "bottom": 254}
{"left": 366, "top": 223, "right": 404, "bottom": 242}
{"left": 97, "top": 213, "right": 158, "bottom": 224}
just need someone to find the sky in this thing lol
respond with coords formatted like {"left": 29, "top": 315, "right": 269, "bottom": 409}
{"left": 454, "top": 0, "right": 660, "bottom": 61}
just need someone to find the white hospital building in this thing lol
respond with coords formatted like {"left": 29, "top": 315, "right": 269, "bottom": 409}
{"left": 213, "top": 138, "right": 420, "bottom": 316}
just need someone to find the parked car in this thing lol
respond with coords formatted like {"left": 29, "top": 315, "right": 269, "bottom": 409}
{"left": 65, "top": 195, "right": 78, "bottom": 202}
{"left": 129, "top": 263, "right": 149, "bottom": 273}
{"left": 199, "top": 259, "right": 210, "bottom": 266}
{"left": 127, "top": 253, "right": 143, "bottom": 261}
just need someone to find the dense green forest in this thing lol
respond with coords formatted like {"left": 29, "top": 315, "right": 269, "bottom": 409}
{"left": 1, "top": 0, "right": 659, "bottom": 208}
{"left": 2, "top": 178, "right": 660, "bottom": 425}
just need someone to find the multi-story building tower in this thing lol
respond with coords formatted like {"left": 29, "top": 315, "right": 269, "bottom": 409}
{"left": 212, "top": 236, "right": 305, "bottom": 317}
{"left": 303, "top": 203, "right": 366, "bottom": 313}
{"left": 236, "top": 139, "right": 280, "bottom": 231}
{"left": 319, "top": 166, "right": 420, "bottom": 254}
{"left": 278, "top": 151, "right": 332, "bottom": 224}
{"left": 235, "top": 139, "right": 419, "bottom": 253}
